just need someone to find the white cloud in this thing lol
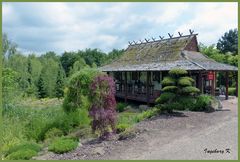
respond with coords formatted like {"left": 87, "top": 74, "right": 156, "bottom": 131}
{"left": 3, "top": 2, "right": 238, "bottom": 54}
{"left": 153, "top": 3, "right": 190, "bottom": 24}
{"left": 174, "top": 2, "right": 238, "bottom": 44}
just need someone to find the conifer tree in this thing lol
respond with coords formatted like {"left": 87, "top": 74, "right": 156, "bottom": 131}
{"left": 37, "top": 72, "right": 47, "bottom": 98}
{"left": 55, "top": 69, "right": 64, "bottom": 99}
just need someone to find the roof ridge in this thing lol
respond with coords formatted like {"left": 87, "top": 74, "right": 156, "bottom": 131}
{"left": 128, "top": 34, "right": 198, "bottom": 47}
{"left": 180, "top": 51, "right": 206, "bottom": 70}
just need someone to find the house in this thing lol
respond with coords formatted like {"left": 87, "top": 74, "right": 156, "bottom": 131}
{"left": 100, "top": 32, "right": 238, "bottom": 104}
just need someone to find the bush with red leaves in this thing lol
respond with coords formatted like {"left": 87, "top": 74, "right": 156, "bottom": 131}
{"left": 89, "top": 74, "right": 117, "bottom": 140}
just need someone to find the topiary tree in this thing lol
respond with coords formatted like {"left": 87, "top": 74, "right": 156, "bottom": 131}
{"left": 89, "top": 74, "right": 117, "bottom": 140}
{"left": 156, "top": 68, "right": 200, "bottom": 113}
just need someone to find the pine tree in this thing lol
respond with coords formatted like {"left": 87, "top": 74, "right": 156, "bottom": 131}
{"left": 37, "top": 72, "right": 47, "bottom": 98}
{"left": 55, "top": 69, "right": 64, "bottom": 99}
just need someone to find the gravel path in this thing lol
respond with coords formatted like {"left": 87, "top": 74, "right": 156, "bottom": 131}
{"left": 37, "top": 97, "right": 238, "bottom": 160}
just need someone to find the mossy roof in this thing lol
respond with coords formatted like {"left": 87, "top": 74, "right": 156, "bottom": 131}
{"left": 100, "top": 35, "right": 237, "bottom": 72}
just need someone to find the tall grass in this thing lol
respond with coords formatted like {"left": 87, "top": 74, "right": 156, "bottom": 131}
{"left": 1, "top": 99, "right": 90, "bottom": 157}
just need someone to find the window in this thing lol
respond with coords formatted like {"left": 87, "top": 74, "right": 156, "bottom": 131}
{"left": 153, "top": 71, "right": 160, "bottom": 82}
{"left": 114, "top": 72, "right": 122, "bottom": 81}
{"left": 132, "top": 72, "right": 139, "bottom": 80}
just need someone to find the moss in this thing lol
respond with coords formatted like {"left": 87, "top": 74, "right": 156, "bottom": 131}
{"left": 169, "top": 68, "right": 188, "bottom": 77}
{"left": 107, "top": 36, "right": 191, "bottom": 67}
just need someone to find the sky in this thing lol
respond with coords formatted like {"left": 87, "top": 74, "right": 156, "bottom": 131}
{"left": 3, "top": 2, "right": 238, "bottom": 55}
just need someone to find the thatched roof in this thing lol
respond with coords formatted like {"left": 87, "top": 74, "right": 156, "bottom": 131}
{"left": 100, "top": 34, "right": 237, "bottom": 72}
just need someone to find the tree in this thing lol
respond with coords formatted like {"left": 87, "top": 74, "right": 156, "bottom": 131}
{"left": 69, "top": 58, "right": 88, "bottom": 76}
{"left": 104, "top": 49, "right": 124, "bottom": 64}
{"left": 2, "top": 68, "right": 20, "bottom": 106}
{"left": 63, "top": 68, "right": 101, "bottom": 112}
{"left": 156, "top": 69, "right": 200, "bottom": 113}
{"left": 199, "top": 43, "right": 238, "bottom": 87}
{"left": 7, "top": 54, "right": 30, "bottom": 91}
{"left": 37, "top": 72, "right": 47, "bottom": 99}
{"left": 60, "top": 52, "right": 77, "bottom": 77}
{"left": 40, "top": 57, "right": 59, "bottom": 97}
{"left": 55, "top": 67, "right": 65, "bottom": 99}
{"left": 217, "top": 29, "right": 238, "bottom": 55}
{"left": 2, "top": 33, "right": 18, "bottom": 61}
{"left": 89, "top": 74, "right": 117, "bottom": 139}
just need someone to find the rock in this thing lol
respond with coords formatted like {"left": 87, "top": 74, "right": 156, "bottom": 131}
{"left": 139, "top": 105, "right": 148, "bottom": 111}
{"left": 118, "top": 128, "right": 137, "bottom": 141}
{"left": 78, "top": 142, "right": 82, "bottom": 147}
{"left": 125, "top": 105, "right": 132, "bottom": 110}
{"left": 92, "top": 147, "right": 105, "bottom": 155}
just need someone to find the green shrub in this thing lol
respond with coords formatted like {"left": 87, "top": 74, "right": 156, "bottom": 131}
{"left": 48, "top": 137, "right": 78, "bottom": 154}
{"left": 181, "top": 86, "right": 200, "bottom": 95}
{"left": 5, "top": 142, "right": 41, "bottom": 157}
{"left": 181, "top": 77, "right": 195, "bottom": 83}
{"left": 44, "top": 128, "right": 64, "bottom": 140}
{"left": 229, "top": 87, "right": 236, "bottom": 96}
{"left": 118, "top": 112, "right": 139, "bottom": 125}
{"left": 116, "top": 124, "right": 130, "bottom": 133}
{"left": 63, "top": 68, "right": 101, "bottom": 113}
{"left": 142, "top": 108, "right": 159, "bottom": 118}
{"left": 161, "top": 77, "right": 175, "bottom": 86}
{"left": 191, "top": 95, "right": 212, "bottom": 111}
{"left": 155, "top": 92, "right": 176, "bottom": 104}
{"left": 157, "top": 69, "right": 200, "bottom": 113}
{"left": 35, "top": 109, "right": 90, "bottom": 141}
{"left": 159, "top": 104, "right": 174, "bottom": 113}
{"left": 136, "top": 108, "right": 159, "bottom": 122}
{"left": 117, "top": 102, "right": 128, "bottom": 112}
{"left": 165, "top": 102, "right": 184, "bottom": 110}
{"left": 178, "top": 77, "right": 192, "bottom": 87}
{"left": 177, "top": 97, "right": 196, "bottom": 110}
{"left": 6, "top": 149, "right": 38, "bottom": 160}
{"left": 162, "top": 86, "right": 178, "bottom": 92}
{"left": 169, "top": 68, "right": 188, "bottom": 77}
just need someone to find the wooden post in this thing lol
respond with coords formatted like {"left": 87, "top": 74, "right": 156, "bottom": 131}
{"left": 213, "top": 71, "right": 216, "bottom": 96}
{"left": 124, "top": 72, "right": 127, "bottom": 103}
{"left": 236, "top": 72, "right": 238, "bottom": 97}
{"left": 225, "top": 71, "right": 229, "bottom": 100}
{"left": 146, "top": 71, "right": 150, "bottom": 105}
{"left": 198, "top": 71, "right": 203, "bottom": 93}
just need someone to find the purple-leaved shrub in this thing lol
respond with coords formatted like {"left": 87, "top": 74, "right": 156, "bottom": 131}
{"left": 89, "top": 74, "right": 117, "bottom": 140}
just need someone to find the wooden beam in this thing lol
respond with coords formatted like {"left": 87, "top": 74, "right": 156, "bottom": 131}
{"left": 236, "top": 72, "right": 238, "bottom": 97}
{"left": 146, "top": 71, "right": 150, "bottom": 105}
{"left": 225, "top": 71, "right": 229, "bottom": 100}
{"left": 213, "top": 71, "right": 216, "bottom": 96}
{"left": 198, "top": 71, "right": 203, "bottom": 93}
{"left": 124, "top": 72, "right": 127, "bottom": 103}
